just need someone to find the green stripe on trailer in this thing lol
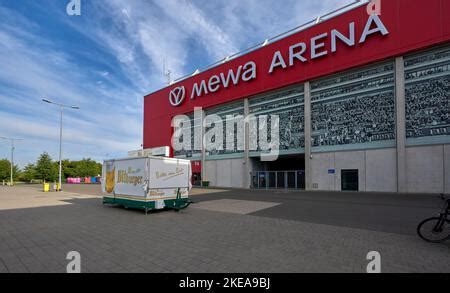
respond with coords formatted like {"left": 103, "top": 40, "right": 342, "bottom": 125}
{"left": 103, "top": 196, "right": 193, "bottom": 213}
{"left": 103, "top": 197, "right": 156, "bottom": 210}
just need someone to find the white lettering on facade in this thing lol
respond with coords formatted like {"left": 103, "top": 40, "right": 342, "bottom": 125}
{"left": 289, "top": 42, "right": 307, "bottom": 66}
{"left": 311, "top": 33, "right": 328, "bottom": 59}
{"left": 242, "top": 61, "right": 257, "bottom": 81}
{"left": 331, "top": 22, "right": 355, "bottom": 53}
{"left": 220, "top": 66, "right": 242, "bottom": 88}
{"left": 191, "top": 61, "right": 256, "bottom": 100}
{"left": 268, "top": 15, "right": 389, "bottom": 73}
{"left": 208, "top": 75, "right": 221, "bottom": 93}
{"left": 359, "top": 14, "right": 389, "bottom": 43}
{"left": 173, "top": 16, "right": 390, "bottom": 106}
{"left": 191, "top": 80, "right": 208, "bottom": 100}
{"left": 269, "top": 51, "right": 287, "bottom": 74}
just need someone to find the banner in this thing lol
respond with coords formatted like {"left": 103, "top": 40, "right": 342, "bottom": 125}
{"left": 102, "top": 158, "right": 147, "bottom": 198}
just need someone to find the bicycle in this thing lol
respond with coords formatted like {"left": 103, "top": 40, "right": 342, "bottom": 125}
{"left": 417, "top": 194, "right": 450, "bottom": 243}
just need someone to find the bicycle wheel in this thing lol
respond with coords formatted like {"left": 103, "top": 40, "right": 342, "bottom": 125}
{"left": 417, "top": 217, "right": 450, "bottom": 243}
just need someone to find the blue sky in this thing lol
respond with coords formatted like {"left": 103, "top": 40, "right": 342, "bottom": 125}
{"left": 0, "top": 0, "right": 353, "bottom": 167}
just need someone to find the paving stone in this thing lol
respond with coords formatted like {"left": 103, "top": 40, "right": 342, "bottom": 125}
{"left": 0, "top": 186, "right": 449, "bottom": 273}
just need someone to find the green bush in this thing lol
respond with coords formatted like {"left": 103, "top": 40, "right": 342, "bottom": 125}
{"left": 0, "top": 159, "right": 20, "bottom": 181}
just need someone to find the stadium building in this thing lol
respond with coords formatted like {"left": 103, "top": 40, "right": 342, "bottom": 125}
{"left": 143, "top": 0, "right": 450, "bottom": 194}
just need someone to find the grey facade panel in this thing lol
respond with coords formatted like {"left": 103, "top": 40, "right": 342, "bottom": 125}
{"left": 177, "top": 44, "right": 450, "bottom": 194}
{"left": 404, "top": 45, "right": 450, "bottom": 146}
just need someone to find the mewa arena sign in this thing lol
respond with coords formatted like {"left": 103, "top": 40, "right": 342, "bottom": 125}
{"left": 169, "top": 14, "right": 389, "bottom": 107}
{"left": 145, "top": 0, "right": 449, "bottom": 149}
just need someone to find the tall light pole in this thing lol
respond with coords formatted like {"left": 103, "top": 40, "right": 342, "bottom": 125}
{"left": 42, "top": 98, "right": 79, "bottom": 192}
{"left": 0, "top": 137, "right": 23, "bottom": 186}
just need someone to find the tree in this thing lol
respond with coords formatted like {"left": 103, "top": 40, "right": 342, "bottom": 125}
{"left": 74, "top": 159, "right": 102, "bottom": 177}
{"left": 0, "top": 159, "right": 20, "bottom": 182}
{"left": 62, "top": 160, "right": 77, "bottom": 179}
{"left": 19, "top": 163, "right": 36, "bottom": 182}
{"left": 2, "top": 153, "right": 102, "bottom": 183}
{"left": 0, "top": 159, "right": 9, "bottom": 181}
{"left": 34, "top": 152, "right": 58, "bottom": 182}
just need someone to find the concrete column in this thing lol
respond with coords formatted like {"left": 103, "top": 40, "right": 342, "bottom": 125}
{"left": 200, "top": 108, "right": 206, "bottom": 185}
{"left": 244, "top": 98, "right": 251, "bottom": 189}
{"left": 395, "top": 57, "right": 407, "bottom": 193}
{"left": 304, "top": 82, "right": 313, "bottom": 190}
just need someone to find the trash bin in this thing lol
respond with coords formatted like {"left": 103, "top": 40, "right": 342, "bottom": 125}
{"left": 43, "top": 183, "right": 50, "bottom": 192}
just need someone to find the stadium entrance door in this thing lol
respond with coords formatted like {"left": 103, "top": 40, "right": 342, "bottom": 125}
{"left": 341, "top": 169, "right": 359, "bottom": 191}
{"left": 250, "top": 155, "right": 305, "bottom": 190}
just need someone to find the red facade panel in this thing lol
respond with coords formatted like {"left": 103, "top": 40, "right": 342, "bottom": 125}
{"left": 143, "top": 0, "right": 450, "bottom": 150}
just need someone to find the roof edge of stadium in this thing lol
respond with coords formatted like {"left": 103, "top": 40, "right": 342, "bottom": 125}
{"left": 155, "top": 0, "right": 370, "bottom": 93}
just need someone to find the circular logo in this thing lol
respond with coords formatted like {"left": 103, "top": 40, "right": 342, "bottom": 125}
{"left": 169, "top": 86, "right": 186, "bottom": 107}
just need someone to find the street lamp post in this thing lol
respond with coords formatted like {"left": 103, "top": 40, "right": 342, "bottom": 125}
{"left": 0, "top": 137, "right": 23, "bottom": 186}
{"left": 42, "top": 98, "right": 79, "bottom": 192}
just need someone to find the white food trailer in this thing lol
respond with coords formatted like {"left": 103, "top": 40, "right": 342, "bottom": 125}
{"left": 102, "top": 156, "right": 193, "bottom": 214}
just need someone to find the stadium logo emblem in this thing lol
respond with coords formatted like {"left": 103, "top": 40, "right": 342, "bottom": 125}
{"left": 169, "top": 86, "right": 186, "bottom": 107}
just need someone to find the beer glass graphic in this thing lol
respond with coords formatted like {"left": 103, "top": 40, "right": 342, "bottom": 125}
{"left": 105, "top": 161, "right": 115, "bottom": 193}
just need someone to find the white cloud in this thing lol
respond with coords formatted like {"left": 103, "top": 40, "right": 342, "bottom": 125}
{"left": 152, "top": 0, "right": 239, "bottom": 60}
{"left": 0, "top": 9, "right": 142, "bottom": 166}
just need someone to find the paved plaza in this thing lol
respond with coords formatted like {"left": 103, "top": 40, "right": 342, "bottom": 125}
{"left": 0, "top": 185, "right": 449, "bottom": 273}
